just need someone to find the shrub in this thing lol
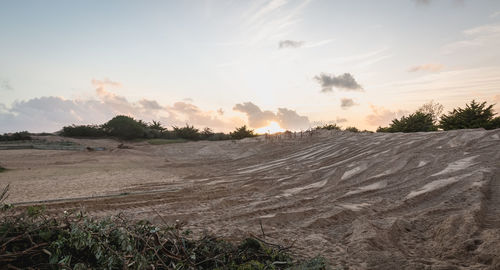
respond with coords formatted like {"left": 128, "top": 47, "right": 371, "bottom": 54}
{"left": 0, "top": 131, "right": 31, "bottom": 141}
{"left": 102, "top": 115, "right": 146, "bottom": 140}
{"left": 208, "top": 132, "right": 232, "bottom": 141}
{"left": 316, "top": 124, "right": 341, "bottom": 130}
{"left": 230, "top": 125, "right": 255, "bottom": 140}
{"left": 344, "top": 126, "right": 359, "bottom": 132}
{"left": 173, "top": 124, "right": 200, "bottom": 140}
{"left": 0, "top": 166, "right": 5, "bottom": 173}
{"left": 439, "top": 100, "right": 498, "bottom": 130}
{"left": 200, "top": 127, "right": 215, "bottom": 140}
{"left": 61, "top": 125, "right": 105, "bottom": 137}
{"left": 0, "top": 210, "right": 329, "bottom": 269}
{"left": 378, "top": 112, "right": 437, "bottom": 133}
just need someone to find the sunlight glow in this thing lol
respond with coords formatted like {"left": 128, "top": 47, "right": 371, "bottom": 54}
{"left": 255, "top": 121, "right": 285, "bottom": 134}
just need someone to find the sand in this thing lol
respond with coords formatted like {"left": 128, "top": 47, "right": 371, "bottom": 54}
{"left": 1, "top": 129, "right": 500, "bottom": 269}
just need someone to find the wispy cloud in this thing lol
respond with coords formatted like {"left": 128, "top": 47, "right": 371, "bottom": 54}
{"left": 314, "top": 73, "right": 363, "bottom": 92}
{"left": 442, "top": 23, "right": 500, "bottom": 54}
{"left": 408, "top": 63, "right": 444, "bottom": 73}
{"left": 491, "top": 11, "right": 500, "bottom": 18}
{"left": 278, "top": 40, "right": 304, "bottom": 49}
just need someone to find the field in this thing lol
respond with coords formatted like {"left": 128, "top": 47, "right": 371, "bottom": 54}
{"left": 1, "top": 129, "right": 500, "bottom": 269}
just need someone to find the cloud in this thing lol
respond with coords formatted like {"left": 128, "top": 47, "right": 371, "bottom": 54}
{"left": 169, "top": 101, "right": 228, "bottom": 129}
{"left": 217, "top": 108, "right": 224, "bottom": 115}
{"left": 340, "top": 98, "right": 357, "bottom": 110}
{"left": 314, "top": 73, "right": 363, "bottom": 92}
{"left": 233, "top": 102, "right": 276, "bottom": 128}
{"left": 233, "top": 102, "right": 310, "bottom": 130}
{"left": 91, "top": 78, "right": 122, "bottom": 88}
{"left": 365, "top": 105, "right": 409, "bottom": 127}
{"left": 442, "top": 23, "right": 500, "bottom": 54}
{"left": 336, "top": 117, "right": 348, "bottom": 123}
{"left": 276, "top": 108, "right": 310, "bottom": 130}
{"left": 1, "top": 80, "right": 13, "bottom": 91}
{"left": 0, "top": 78, "right": 235, "bottom": 133}
{"left": 491, "top": 11, "right": 500, "bottom": 18}
{"left": 408, "top": 63, "right": 444, "bottom": 73}
{"left": 278, "top": 40, "right": 304, "bottom": 49}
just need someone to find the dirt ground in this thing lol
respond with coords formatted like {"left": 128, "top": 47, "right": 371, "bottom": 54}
{"left": 1, "top": 129, "right": 499, "bottom": 269}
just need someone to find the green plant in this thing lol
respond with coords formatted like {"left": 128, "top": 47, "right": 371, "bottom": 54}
{"left": 316, "top": 124, "right": 341, "bottom": 130}
{"left": 0, "top": 210, "right": 329, "bottom": 269}
{"left": 377, "top": 111, "right": 437, "bottom": 133}
{"left": 0, "top": 131, "right": 31, "bottom": 141}
{"left": 344, "top": 126, "right": 359, "bottom": 132}
{"left": 102, "top": 115, "right": 146, "bottom": 140}
{"left": 61, "top": 125, "right": 106, "bottom": 137}
{"left": 230, "top": 125, "right": 256, "bottom": 140}
{"left": 439, "top": 100, "right": 498, "bottom": 130}
{"left": 173, "top": 124, "right": 200, "bottom": 140}
{"left": 0, "top": 165, "right": 6, "bottom": 173}
{"left": 200, "top": 127, "right": 215, "bottom": 140}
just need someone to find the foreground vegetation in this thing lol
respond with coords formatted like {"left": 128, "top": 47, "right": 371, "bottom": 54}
{"left": 0, "top": 211, "right": 327, "bottom": 269}
{"left": 0, "top": 185, "right": 327, "bottom": 269}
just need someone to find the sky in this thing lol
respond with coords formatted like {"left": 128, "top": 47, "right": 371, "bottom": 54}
{"left": 1, "top": 0, "right": 500, "bottom": 133}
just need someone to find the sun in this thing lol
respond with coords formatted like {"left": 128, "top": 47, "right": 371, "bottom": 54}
{"left": 255, "top": 121, "right": 285, "bottom": 134}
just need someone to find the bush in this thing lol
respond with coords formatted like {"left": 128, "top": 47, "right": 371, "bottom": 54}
{"left": 230, "top": 125, "right": 255, "bottom": 140}
{"left": 439, "top": 100, "right": 498, "bottom": 130}
{"left": 199, "top": 127, "right": 215, "bottom": 140}
{"left": 344, "top": 126, "right": 359, "bottom": 132}
{"left": 102, "top": 115, "right": 146, "bottom": 140}
{"left": 316, "top": 124, "right": 341, "bottom": 130}
{"left": 207, "top": 132, "right": 232, "bottom": 141}
{"left": 0, "top": 131, "right": 31, "bottom": 141}
{"left": 0, "top": 210, "right": 328, "bottom": 269}
{"left": 61, "top": 125, "right": 105, "bottom": 137}
{"left": 173, "top": 125, "right": 200, "bottom": 140}
{"left": 0, "top": 166, "right": 5, "bottom": 173}
{"left": 378, "top": 111, "right": 437, "bottom": 133}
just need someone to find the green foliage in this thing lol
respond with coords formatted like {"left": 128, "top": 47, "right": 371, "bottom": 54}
{"left": 173, "top": 124, "right": 200, "bottom": 140}
{"left": 417, "top": 100, "right": 444, "bottom": 123}
{"left": 0, "top": 131, "right": 31, "bottom": 141}
{"left": 344, "top": 126, "right": 359, "bottom": 132}
{"left": 377, "top": 112, "right": 438, "bottom": 133}
{"left": 230, "top": 125, "right": 256, "bottom": 140}
{"left": 0, "top": 210, "right": 329, "bottom": 269}
{"left": 207, "top": 132, "right": 232, "bottom": 141}
{"left": 102, "top": 115, "right": 146, "bottom": 140}
{"left": 200, "top": 127, "right": 215, "bottom": 140}
{"left": 439, "top": 100, "right": 498, "bottom": 130}
{"left": 316, "top": 124, "right": 341, "bottom": 130}
{"left": 60, "top": 125, "right": 105, "bottom": 137}
{"left": 0, "top": 166, "right": 5, "bottom": 173}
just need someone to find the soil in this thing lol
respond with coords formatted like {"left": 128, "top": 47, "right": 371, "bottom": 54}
{"left": 1, "top": 129, "right": 499, "bottom": 269}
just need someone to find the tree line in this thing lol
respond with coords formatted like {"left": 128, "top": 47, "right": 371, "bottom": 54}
{"left": 60, "top": 115, "right": 256, "bottom": 140}
{"left": 376, "top": 100, "right": 500, "bottom": 133}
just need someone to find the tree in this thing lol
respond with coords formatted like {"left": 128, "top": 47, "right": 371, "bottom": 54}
{"left": 417, "top": 100, "right": 443, "bottom": 124}
{"left": 439, "top": 100, "right": 497, "bottom": 130}
{"left": 102, "top": 115, "right": 145, "bottom": 139}
{"left": 148, "top": 120, "right": 165, "bottom": 131}
{"left": 200, "top": 127, "right": 215, "bottom": 140}
{"left": 173, "top": 124, "right": 200, "bottom": 140}
{"left": 344, "top": 126, "right": 359, "bottom": 132}
{"left": 377, "top": 112, "right": 437, "bottom": 133}
{"left": 230, "top": 125, "right": 255, "bottom": 140}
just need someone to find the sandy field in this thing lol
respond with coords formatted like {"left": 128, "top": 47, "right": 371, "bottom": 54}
{"left": 1, "top": 129, "right": 499, "bottom": 269}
